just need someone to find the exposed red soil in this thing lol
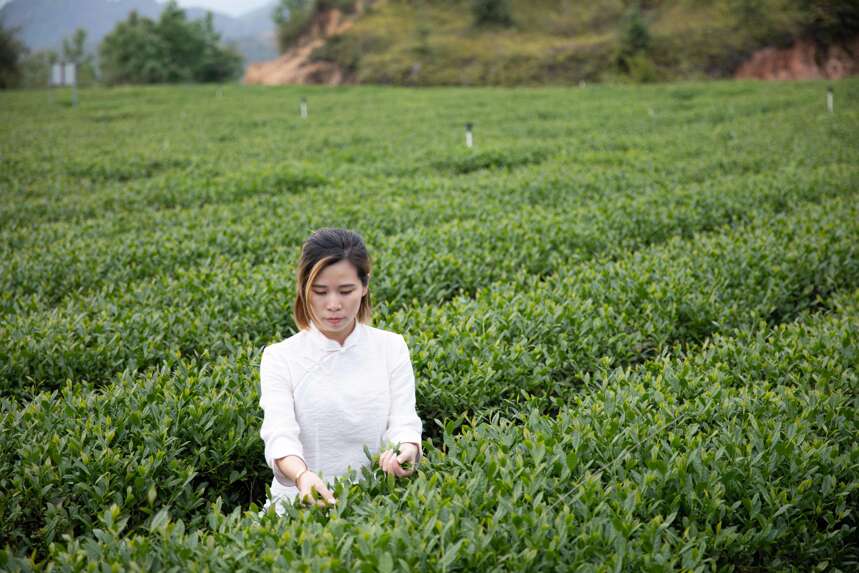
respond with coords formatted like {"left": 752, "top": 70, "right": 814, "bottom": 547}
{"left": 735, "top": 37, "right": 859, "bottom": 80}
{"left": 243, "top": 9, "right": 356, "bottom": 86}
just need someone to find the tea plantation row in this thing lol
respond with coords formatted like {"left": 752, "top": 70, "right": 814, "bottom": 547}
{"left": 2, "top": 170, "right": 857, "bottom": 396}
{"left": 5, "top": 159, "right": 851, "bottom": 316}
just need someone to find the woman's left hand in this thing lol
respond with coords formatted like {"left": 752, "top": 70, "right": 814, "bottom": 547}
{"left": 379, "top": 443, "right": 418, "bottom": 477}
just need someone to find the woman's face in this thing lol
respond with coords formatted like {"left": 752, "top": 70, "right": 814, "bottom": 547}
{"left": 309, "top": 259, "right": 368, "bottom": 342}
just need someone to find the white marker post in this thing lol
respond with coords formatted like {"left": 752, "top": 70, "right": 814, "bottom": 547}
{"left": 465, "top": 122, "right": 473, "bottom": 148}
{"left": 300, "top": 97, "right": 308, "bottom": 119}
{"left": 826, "top": 86, "right": 834, "bottom": 113}
{"left": 51, "top": 63, "right": 62, "bottom": 86}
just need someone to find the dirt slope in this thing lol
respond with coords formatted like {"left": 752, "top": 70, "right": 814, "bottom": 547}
{"left": 735, "top": 37, "right": 859, "bottom": 80}
{"left": 243, "top": 9, "right": 354, "bottom": 86}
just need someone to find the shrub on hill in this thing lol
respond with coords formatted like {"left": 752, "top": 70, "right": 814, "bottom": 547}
{"left": 472, "top": 0, "right": 514, "bottom": 27}
{"left": 99, "top": 0, "right": 243, "bottom": 85}
{"left": 0, "top": 22, "right": 26, "bottom": 89}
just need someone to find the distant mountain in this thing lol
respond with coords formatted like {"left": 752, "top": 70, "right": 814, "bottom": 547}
{"left": 0, "top": 0, "right": 278, "bottom": 65}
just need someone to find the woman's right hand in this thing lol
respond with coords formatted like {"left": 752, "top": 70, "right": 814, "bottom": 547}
{"left": 296, "top": 471, "right": 337, "bottom": 508}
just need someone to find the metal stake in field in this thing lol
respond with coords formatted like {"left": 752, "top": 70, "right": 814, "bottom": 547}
{"left": 826, "top": 85, "right": 834, "bottom": 113}
{"left": 300, "top": 97, "right": 308, "bottom": 119}
{"left": 465, "top": 122, "right": 473, "bottom": 148}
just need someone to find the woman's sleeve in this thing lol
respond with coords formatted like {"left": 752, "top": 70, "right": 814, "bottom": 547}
{"left": 384, "top": 335, "right": 424, "bottom": 465}
{"left": 259, "top": 345, "right": 304, "bottom": 487}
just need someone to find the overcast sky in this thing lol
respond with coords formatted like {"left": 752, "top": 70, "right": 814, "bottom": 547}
{"left": 0, "top": 1, "right": 275, "bottom": 18}
{"left": 162, "top": 0, "right": 274, "bottom": 17}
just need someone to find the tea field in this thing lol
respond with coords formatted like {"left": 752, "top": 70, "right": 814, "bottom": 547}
{"left": 1, "top": 79, "right": 858, "bottom": 571}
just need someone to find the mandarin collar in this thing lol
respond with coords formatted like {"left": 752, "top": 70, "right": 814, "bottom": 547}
{"left": 307, "top": 320, "right": 365, "bottom": 352}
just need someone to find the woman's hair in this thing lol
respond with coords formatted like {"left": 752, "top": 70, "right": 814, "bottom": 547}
{"left": 294, "top": 228, "right": 372, "bottom": 330}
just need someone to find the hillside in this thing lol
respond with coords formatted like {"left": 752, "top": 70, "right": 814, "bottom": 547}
{"left": 246, "top": 0, "right": 859, "bottom": 85}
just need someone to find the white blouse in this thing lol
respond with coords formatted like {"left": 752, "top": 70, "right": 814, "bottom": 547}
{"left": 258, "top": 320, "right": 423, "bottom": 514}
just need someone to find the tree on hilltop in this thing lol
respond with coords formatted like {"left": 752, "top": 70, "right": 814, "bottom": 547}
{"left": 472, "top": 0, "right": 514, "bottom": 27}
{"left": 99, "top": 0, "right": 243, "bottom": 85}
{"left": 62, "top": 28, "right": 98, "bottom": 84}
{"left": 0, "top": 23, "right": 27, "bottom": 89}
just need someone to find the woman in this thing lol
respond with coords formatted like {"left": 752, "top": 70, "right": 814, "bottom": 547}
{"left": 258, "top": 228, "right": 423, "bottom": 515}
